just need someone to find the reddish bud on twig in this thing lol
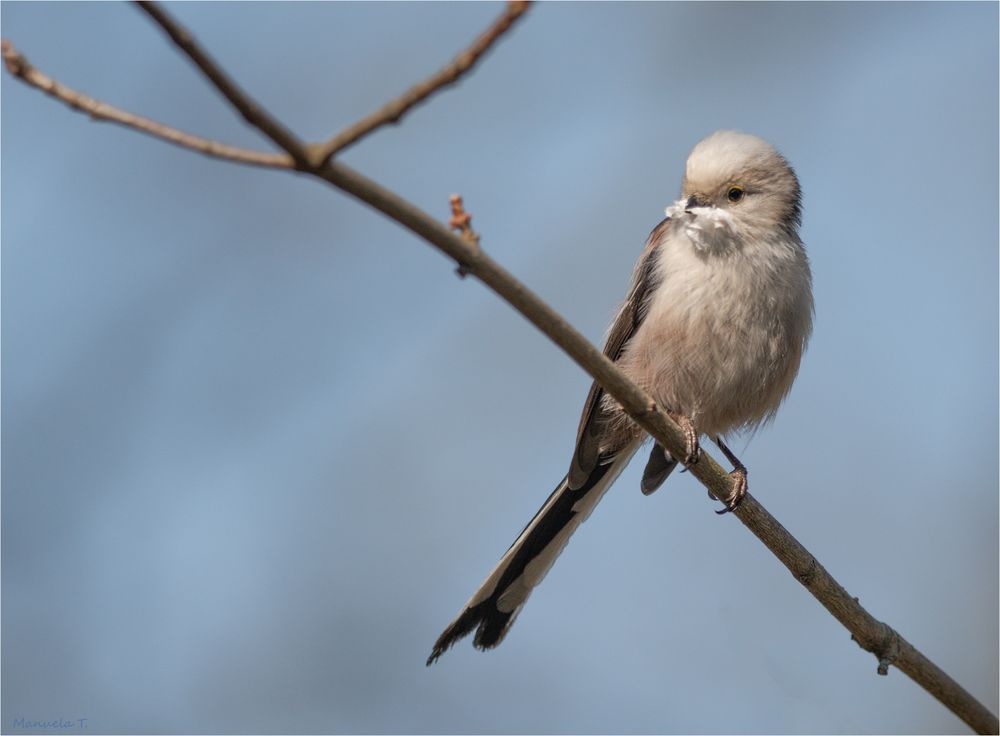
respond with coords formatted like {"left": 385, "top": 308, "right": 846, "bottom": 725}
{"left": 449, "top": 194, "right": 480, "bottom": 278}
{"left": 449, "top": 194, "right": 480, "bottom": 245}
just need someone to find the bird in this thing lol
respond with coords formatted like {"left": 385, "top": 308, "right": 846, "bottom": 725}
{"left": 427, "top": 130, "right": 813, "bottom": 665}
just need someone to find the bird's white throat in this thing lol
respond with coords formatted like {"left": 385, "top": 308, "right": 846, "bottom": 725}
{"left": 664, "top": 197, "right": 736, "bottom": 253}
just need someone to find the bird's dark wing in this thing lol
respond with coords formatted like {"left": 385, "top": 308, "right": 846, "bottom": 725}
{"left": 426, "top": 218, "right": 677, "bottom": 666}
{"left": 567, "top": 217, "right": 672, "bottom": 489}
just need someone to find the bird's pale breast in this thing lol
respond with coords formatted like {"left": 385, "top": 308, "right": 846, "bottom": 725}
{"left": 615, "top": 230, "right": 812, "bottom": 439}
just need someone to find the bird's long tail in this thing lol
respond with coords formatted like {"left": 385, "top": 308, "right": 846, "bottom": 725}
{"left": 427, "top": 439, "right": 641, "bottom": 665}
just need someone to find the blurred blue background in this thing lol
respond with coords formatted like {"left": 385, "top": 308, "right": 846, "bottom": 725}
{"left": 3, "top": 2, "right": 997, "bottom": 734}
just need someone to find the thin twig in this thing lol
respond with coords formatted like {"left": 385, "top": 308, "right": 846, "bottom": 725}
{"left": 1, "top": 41, "right": 294, "bottom": 170}
{"left": 4, "top": 19, "right": 997, "bottom": 736}
{"left": 134, "top": 1, "right": 310, "bottom": 166}
{"left": 311, "top": 1, "right": 530, "bottom": 165}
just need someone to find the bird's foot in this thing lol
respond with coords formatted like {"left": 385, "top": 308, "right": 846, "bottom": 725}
{"left": 670, "top": 413, "right": 700, "bottom": 467}
{"left": 715, "top": 466, "right": 748, "bottom": 515}
{"left": 713, "top": 436, "right": 748, "bottom": 515}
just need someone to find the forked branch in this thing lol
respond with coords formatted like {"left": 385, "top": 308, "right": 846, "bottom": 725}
{"left": 135, "top": 0, "right": 309, "bottom": 165}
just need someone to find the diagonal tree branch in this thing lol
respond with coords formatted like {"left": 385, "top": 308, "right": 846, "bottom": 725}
{"left": 1, "top": 40, "right": 294, "bottom": 170}
{"left": 310, "top": 0, "right": 530, "bottom": 166}
{"left": 309, "top": 157, "right": 1000, "bottom": 736}
{"left": 3, "top": 9, "right": 997, "bottom": 735}
{"left": 134, "top": 0, "right": 310, "bottom": 166}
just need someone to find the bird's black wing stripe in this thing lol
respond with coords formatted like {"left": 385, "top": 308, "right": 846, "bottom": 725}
{"left": 569, "top": 218, "right": 670, "bottom": 488}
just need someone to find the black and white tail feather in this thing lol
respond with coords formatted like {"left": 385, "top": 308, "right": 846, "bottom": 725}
{"left": 426, "top": 439, "right": 648, "bottom": 665}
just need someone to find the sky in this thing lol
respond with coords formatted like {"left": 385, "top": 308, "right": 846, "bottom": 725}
{"left": 2, "top": 2, "right": 997, "bottom": 734}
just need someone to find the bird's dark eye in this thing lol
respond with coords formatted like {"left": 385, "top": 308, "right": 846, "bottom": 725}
{"left": 727, "top": 186, "right": 745, "bottom": 203}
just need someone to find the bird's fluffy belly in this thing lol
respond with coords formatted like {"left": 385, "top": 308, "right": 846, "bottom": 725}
{"left": 613, "top": 241, "right": 807, "bottom": 438}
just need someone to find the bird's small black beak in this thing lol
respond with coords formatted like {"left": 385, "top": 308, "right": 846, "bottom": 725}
{"left": 685, "top": 195, "right": 704, "bottom": 212}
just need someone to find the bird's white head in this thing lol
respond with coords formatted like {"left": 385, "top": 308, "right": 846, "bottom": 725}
{"left": 666, "top": 130, "right": 802, "bottom": 252}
